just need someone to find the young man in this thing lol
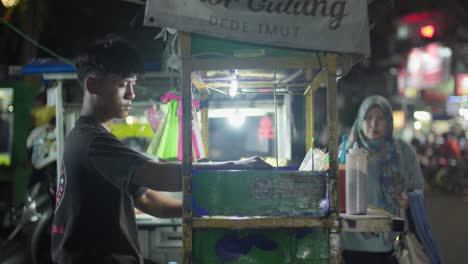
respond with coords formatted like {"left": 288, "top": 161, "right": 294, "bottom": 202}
{"left": 51, "top": 36, "right": 270, "bottom": 264}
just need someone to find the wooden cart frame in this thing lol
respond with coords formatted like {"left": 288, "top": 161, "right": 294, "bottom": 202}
{"left": 179, "top": 32, "right": 342, "bottom": 264}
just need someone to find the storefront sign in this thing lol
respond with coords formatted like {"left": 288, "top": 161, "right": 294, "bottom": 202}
{"left": 144, "top": 0, "right": 370, "bottom": 56}
{"left": 398, "top": 43, "right": 453, "bottom": 99}
{"left": 405, "top": 44, "right": 450, "bottom": 89}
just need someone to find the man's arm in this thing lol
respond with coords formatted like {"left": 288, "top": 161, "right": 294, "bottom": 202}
{"left": 131, "top": 157, "right": 271, "bottom": 191}
{"left": 132, "top": 160, "right": 182, "bottom": 191}
{"left": 134, "top": 189, "right": 182, "bottom": 218}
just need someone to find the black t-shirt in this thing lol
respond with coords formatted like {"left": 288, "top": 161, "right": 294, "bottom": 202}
{"left": 51, "top": 116, "right": 150, "bottom": 264}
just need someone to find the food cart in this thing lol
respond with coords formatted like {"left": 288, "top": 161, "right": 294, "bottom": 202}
{"left": 143, "top": 1, "right": 404, "bottom": 263}
{"left": 26, "top": 1, "right": 405, "bottom": 263}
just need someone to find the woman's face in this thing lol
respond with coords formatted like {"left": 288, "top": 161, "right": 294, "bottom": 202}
{"left": 363, "top": 106, "right": 388, "bottom": 140}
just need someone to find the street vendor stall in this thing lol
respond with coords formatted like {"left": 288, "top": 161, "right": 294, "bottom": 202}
{"left": 143, "top": 0, "right": 404, "bottom": 264}
{"left": 22, "top": 1, "right": 405, "bottom": 263}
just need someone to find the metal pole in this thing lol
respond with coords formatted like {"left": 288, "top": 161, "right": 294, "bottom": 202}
{"left": 326, "top": 56, "right": 338, "bottom": 215}
{"left": 180, "top": 32, "right": 193, "bottom": 264}
{"left": 305, "top": 69, "right": 314, "bottom": 152}
{"left": 55, "top": 80, "right": 64, "bottom": 188}
{"left": 325, "top": 54, "right": 341, "bottom": 264}
{"left": 200, "top": 92, "right": 209, "bottom": 158}
{"left": 273, "top": 84, "right": 279, "bottom": 168}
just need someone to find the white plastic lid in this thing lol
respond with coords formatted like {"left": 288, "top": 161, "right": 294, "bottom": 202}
{"left": 348, "top": 142, "right": 365, "bottom": 154}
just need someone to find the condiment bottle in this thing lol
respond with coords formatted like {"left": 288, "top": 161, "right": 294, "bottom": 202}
{"left": 345, "top": 142, "right": 367, "bottom": 215}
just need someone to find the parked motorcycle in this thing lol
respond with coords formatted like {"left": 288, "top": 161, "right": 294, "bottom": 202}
{"left": 426, "top": 155, "right": 467, "bottom": 195}
{"left": 0, "top": 179, "right": 54, "bottom": 264}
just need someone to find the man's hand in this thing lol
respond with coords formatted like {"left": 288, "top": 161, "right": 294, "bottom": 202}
{"left": 192, "top": 156, "right": 273, "bottom": 170}
{"left": 232, "top": 156, "right": 272, "bottom": 170}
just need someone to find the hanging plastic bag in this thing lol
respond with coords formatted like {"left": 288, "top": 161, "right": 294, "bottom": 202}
{"left": 146, "top": 105, "right": 168, "bottom": 157}
{"left": 156, "top": 98, "right": 179, "bottom": 160}
{"left": 395, "top": 231, "right": 430, "bottom": 264}
{"left": 146, "top": 105, "right": 162, "bottom": 133}
{"left": 147, "top": 91, "right": 205, "bottom": 161}
{"left": 394, "top": 207, "right": 432, "bottom": 264}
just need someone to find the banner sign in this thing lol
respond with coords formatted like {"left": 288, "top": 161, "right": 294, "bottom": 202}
{"left": 144, "top": 0, "right": 370, "bottom": 56}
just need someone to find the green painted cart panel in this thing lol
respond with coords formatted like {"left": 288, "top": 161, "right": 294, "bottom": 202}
{"left": 192, "top": 170, "right": 328, "bottom": 217}
{"left": 194, "top": 228, "right": 329, "bottom": 264}
{"left": 191, "top": 33, "right": 319, "bottom": 58}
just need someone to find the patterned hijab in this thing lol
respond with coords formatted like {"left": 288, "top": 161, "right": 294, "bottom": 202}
{"left": 346, "top": 95, "right": 394, "bottom": 150}
{"left": 346, "top": 95, "right": 405, "bottom": 213}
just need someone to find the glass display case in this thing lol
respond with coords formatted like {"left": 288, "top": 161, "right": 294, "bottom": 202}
{"left": 177, "top": 33, "right": 339, "bottom": 264}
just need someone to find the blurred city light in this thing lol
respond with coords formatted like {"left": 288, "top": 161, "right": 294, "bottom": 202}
{"left": 440, "top": 47, "right": 452, "bottom": 57}
{"left": 420, "top": 24, "right": 435, "bottom": 39}
{"left": 413, "top": 121, "right": 422, "bottom": 130}
{"left": 413, "top": 111, "right": 432, "bottom": 122}
{"left": 449, "top": 95, "right": 468, "bottom": 103}
{"left": 459, "top": 108, "right": 468, "bottom": 120}
{"left": 126, "top": 116, "right": 135, "bottom": 125}
{"left": 456, "top": 75, "right": 468, "bottom": 96}
{"left": 1, "top": 0, "right": 19, "bottom": 8}
{"left": 393, "top": 111, "right": 405, "bottom": 129}
{"left": 396, "top": 25, "right": 410, "bottom": 40}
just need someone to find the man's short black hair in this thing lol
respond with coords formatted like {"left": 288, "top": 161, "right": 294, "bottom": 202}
{"left": 75, "top": 34, "right": 144, "bottom": 86}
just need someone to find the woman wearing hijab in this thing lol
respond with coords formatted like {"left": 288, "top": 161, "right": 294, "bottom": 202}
{"left": 341, "top": 95, "right": 424, "bottom": 264}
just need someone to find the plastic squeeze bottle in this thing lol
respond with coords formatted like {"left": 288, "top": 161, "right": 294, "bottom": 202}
{"left": 338, "top": 135, "right": 348, "bottom": 213}
{"left": 345, "top": 142, "right": 368, "bottom": 215}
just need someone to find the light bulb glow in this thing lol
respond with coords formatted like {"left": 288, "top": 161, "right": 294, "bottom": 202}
{"left": 413, "top": 121, "right": 422, "bottom": 130}
{"left": 2, "top": 0, "right": 19, "bottom": 8}
{"left": 126, "top": 116, "right": 135, "bottom": 125}
{"left": 420, "top": 25, "right": 435, "bottom": 39}
{"left": 413, "top": 111, "right": 431, "bottom": 122}
{"left": 229, "top": 79, "right": 238, "bottom": 97}
{"left": 459, "top": 108, "right": 468, "bottom": 118}
{"left": 228, "top": 112, "right": 245, "bottom": 128}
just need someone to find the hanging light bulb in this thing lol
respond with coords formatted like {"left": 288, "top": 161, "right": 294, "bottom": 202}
{"left": 2, "top": 0, "right": 20, "bottom": 8}
{"left": 228, "top": 110, "right": 245, "bottom": 128}
{"left": 229, "top": 70, "right": 239, "bottom": 98}
{"left": 229, "top": 79, "right": 238, "bottom": 97}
